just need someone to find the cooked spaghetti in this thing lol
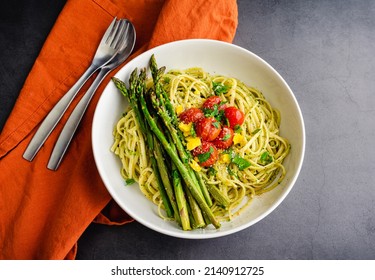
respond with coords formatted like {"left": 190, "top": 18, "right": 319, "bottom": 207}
{"left": 111, "top": 67, "right": 290, "bottom": 223}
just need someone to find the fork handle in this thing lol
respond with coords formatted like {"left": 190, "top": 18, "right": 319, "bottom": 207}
{"left": 23, "top": 64, "right": 99, "bottom": 161}
{"left": 47, "top": 66, "right": 111, "bottom": 170}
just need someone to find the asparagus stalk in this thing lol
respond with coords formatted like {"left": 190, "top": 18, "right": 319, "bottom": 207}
{"left": 150, "top": 90, "right": 188, "bottom": 164}
{"left": 165, "top": 126, "right": 203, "bottom": 230}
{"left": 171, "top": 168, "right": 191, "bottom": 230}
{"left": 168, "top": 135, "right": 193, "bottom": 230}
{"left": 150, "top": 151, "right": 174, "bottom": 218}
{"left": 136, "top": 69, "right": 181, "bottom": 222}
{"left": 149, "top": 56, "right": 187, "bottom": 161}
{"left": 153, "top": 137, "right": 181, "bottom": 225}
{"left": 149, "top": 55, "right": 213, "bottom": 207}
{"left": 194, "top": 171, "right": 213, "bottom": 208}
{"left": 112, "top": 75, "right": 174, "bottom": 218}
{"left": 149, "top": 56, "right": 179, "bottom": 128}
{"left": 184, "top": 185, "right": 206, "bottom": 228}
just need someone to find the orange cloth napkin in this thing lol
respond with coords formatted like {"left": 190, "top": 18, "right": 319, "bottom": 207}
{"left": 0, "top": 0, "right": 238, "bottom": 259}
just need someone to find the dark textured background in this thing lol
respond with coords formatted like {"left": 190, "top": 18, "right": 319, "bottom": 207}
{"left": 1, "top": 0, "right": 375, "bottom": 259}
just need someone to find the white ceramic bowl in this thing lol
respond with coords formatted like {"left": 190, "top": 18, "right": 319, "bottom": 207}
{"left": 92, "top": 39, "right": 305, "bottom": 239}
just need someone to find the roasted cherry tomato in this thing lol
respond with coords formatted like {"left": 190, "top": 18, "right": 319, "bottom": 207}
{"left": 202, "top": 96, "right": 227, "bottom": 111}
{"left": 192, "top": 141, "right": 218, "bottom": 167}
{"left": 224, "top": 106, "right": 245, "bottom": 128}
{"left": 212, "top": 126, "right": 234, "bottom": 149}
{"left": 195, "top": 117, "right": 221, "bottom": 141}
{"left": 179, "top": 108, "right": 204, "bottom": 124}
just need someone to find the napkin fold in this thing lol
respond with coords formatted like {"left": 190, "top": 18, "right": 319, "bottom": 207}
{"left": 0, "top": 0, "right": 238, "bottom": 259}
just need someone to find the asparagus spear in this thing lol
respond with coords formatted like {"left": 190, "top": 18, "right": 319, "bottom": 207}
{"left": 149, "top": 55, "right": 213, "bottom": 207}
{"left": 194, "top": 171, "right": 213, "bottom": 208}
{"left": 112, "top": 75, "right": 174, "bottom": 218}
{"left": 171, "top": 168, "right": 192, "bottom": 230}
{"left": 168, "top": 135, "right": 194, "bottom": 230}
{"left": 184, "top": 185, "right": 206, "bottom": 228}
{"left": 153, "top": 137, "right": 181, "bottom": 225}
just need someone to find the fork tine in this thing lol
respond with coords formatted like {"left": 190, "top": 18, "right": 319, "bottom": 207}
{"left": 109, "top": 20, "right": 128, "bottom": 49}
{"left": 112, "top": 25, "right": 129, "bottom": 53}
{"left": 103, "top": 17, "right": 119, "bottom": 45}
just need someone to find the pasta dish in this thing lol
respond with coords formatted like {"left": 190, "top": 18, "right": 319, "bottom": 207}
{"left": 111, "top": 56, "right": 290, "bottom": 230}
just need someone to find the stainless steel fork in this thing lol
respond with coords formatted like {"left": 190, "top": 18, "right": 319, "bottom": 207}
{"left": 23, "top": 18, "right": 127, "bottom": 161}
{"left": 47, "top": 20, "right": 136, "bottom": 170}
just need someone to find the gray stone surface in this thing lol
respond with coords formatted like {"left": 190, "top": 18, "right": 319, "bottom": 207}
{"left": 1, "top": 0, "right": 374, "bottom": 259}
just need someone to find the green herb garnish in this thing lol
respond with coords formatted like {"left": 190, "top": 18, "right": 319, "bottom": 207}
{"left": 234, "top": 124, "right": 242, "bottom": 133}
{"left": 259, "top": 151, "right": 273, "bottom": 165}
{"left": 203, "top": 104, "right": 225, "bottom": 122}
{"left": 125, "top": 178, "right": 136, "bottom": 185}
{"left": 197, "top": 146, "right": 214, "bottom": 163}
{"left": 190, "top": 123, "right": 197, "bottom": 137}
{"left": 212, "top": 81, "right": 229, "bottom": 95}
{"left": 208, "top": 167, "right": 218, "bottom": 177}
{"left": 212, "top": 121, "right": 220, "bottom": 128}
{"left": 232, "top": 154, "right": 251, "bottom": 171}
{"left": 222, "top": 133, "right": 231, "bottom": 141}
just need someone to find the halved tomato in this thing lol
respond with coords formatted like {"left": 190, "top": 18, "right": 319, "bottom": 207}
{"left": 195, "top": 117, "right": 221, "bottom": 141}
{"left": 224, "top": 106, "right": 245, "bottom": 128}
{"left": 192, "top": 141, "right": 218, "bottom": 167}
{"left": 212, "top": 126, "right": 234, "bottom": 149}
{"left": 179, "top": 108, "right": 204, "bottom": 124}
{"left": 202, "top": 96, "right": 228, "bottom": 111}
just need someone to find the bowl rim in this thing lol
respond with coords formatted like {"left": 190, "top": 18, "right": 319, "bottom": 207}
{"left": 92, "top": 38, "right": 306, "bottom": 239}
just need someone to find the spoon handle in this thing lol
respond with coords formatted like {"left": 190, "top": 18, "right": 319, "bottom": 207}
{"left": 47, "top": 66, "right": 111, "bottom": 170}
{"left": 23, "top": 64, "right": 99, "bottom": 161}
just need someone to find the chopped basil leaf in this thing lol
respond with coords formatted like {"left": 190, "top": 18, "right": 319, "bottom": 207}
{"left": 212, "top": 81, "right": 229, "bottom": 95}
{"left": 208, "top": 167, "right": 217, "bottom": 177}
{"left": 224, "top": 116, "right": 230, "bottom": 127}
{"left": 212, "top": 121, "right": 220, "bottom": 128}
{"left": 190, "top": 123, "right": 197, "bottom": 137}
{"left": 234, "top": 124, "right": 242, "bottom": 133}
{"left": 219, "top": 100, "right": 228, "bottom": 106}
{"left": 203, "top": 104, "right": 218, "bottom": 117}
{"left": 125, "top": 178, "right": 135, "bottom": 185}
{"left": 203, "top": 104, "right": 225, "bottom": 122}
{"left": 197, "top": 146, "right": 214, "bottom": 163}
{"left": 232, "top": 154, "right": 251, "bottom": 171}
{"left": 216, "top": 109, "right": 225, "bottom": 122}
{"left": 260, "top": 151, "right": 273, "bottom": 165}
{"left": 203, "top": 108, "right": 214, "bottom": 117}
{"left": 222, "top": 133, "right": 231, "bottom": 141}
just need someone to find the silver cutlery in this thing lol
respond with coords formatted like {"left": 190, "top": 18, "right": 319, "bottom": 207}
{"left": 23, "top": 18, "right": 127, "bottom": 161}
{"left": 47, "top": 20, "right": 136, "bottom": 170}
